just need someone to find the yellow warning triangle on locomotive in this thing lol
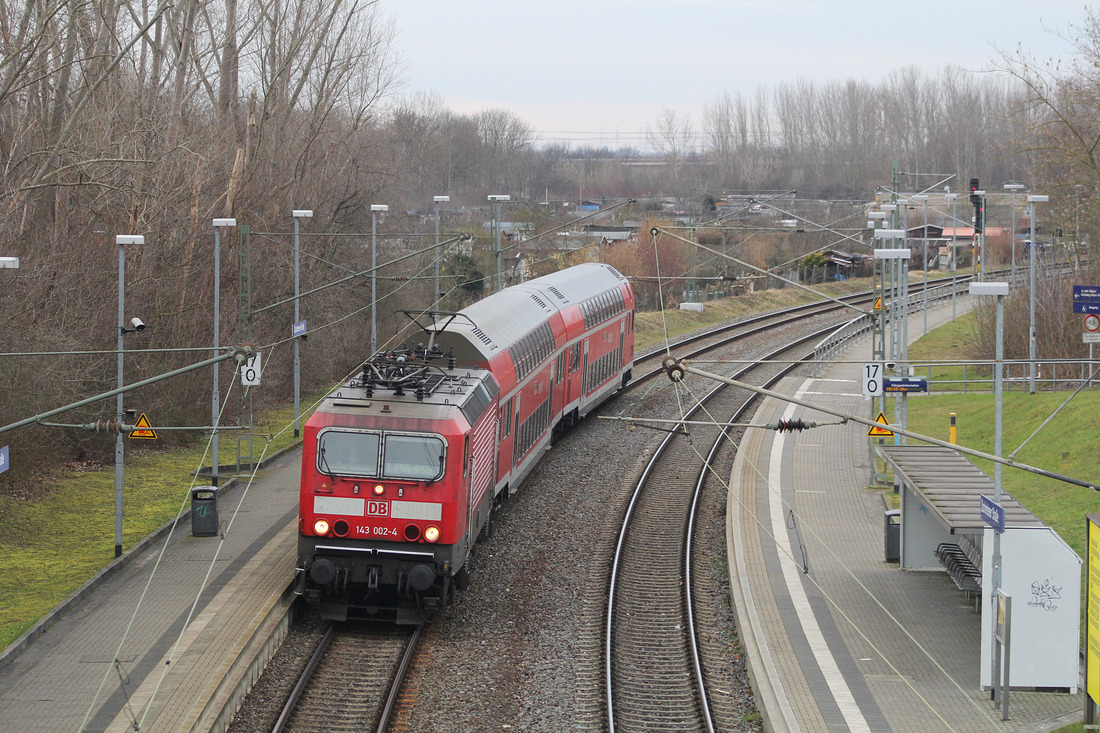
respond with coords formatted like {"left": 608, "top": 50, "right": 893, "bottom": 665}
{"left": 867, "top": 412, "right": 893, "bottom": 437}
{"left": 129, "top": 413, "right": 158, "bottom": 440}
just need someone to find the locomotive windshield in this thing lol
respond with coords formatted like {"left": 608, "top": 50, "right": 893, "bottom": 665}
{"left": 316, "top": 429, "right": 445, "bottom": 481}
{"left": 317, "top": 430, "right": 380, "bottom": 477}
{"left": 382, "top": 434, "right": 445, "bottom": 480}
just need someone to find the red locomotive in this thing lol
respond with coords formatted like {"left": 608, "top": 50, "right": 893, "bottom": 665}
{"left": 296, "top": 263, "right": 636, "bottom": 622}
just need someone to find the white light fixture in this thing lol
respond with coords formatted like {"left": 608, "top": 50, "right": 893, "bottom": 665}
{"left": 434, "top": 195, "right": 450, "bottom": 203}
{"left": 1004, "top": 183, "right": 1025, "bottom": 192}
{"left": 874, "top": 248, "right": 912, "bottom": 259}
{"left": 292, "top": 209, "right": 313, "bottom": 218}
{"left": 874, "top": 228, "right": 906, "bottom": 239}
{"left": 867, "top": 212, "right": 887, "bottom": 220}
{"left": 0, "top": 256, "right": 18, "bottom": 269}
{"left": 945, "top": 193, "right": 958, "bottom": 200}
{"left": 881, "top": 204, "right": 897, "bottom": 212}
{"left": 487, "top": 194, "right": 511, "bottom": 202}
{"left": 212, "top": 218, "right": 236, "bottom": 227}
{"left": 371, "top": 204, "right": 389, "bottom": 212}
{"left": 115, "top": 235, "right": 144, "bottom": 246}
{"left": 971, "top": 282, "right": 1009, "bottom": 297}
{"left": 1027, "top": 194, "right": 1049, "bottom": 204}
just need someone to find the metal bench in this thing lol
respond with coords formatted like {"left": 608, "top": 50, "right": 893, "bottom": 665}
{"left": 934, "top": 540, "right": 982, "bottom": 608}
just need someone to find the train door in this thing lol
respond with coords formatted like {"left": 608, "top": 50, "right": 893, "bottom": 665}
{"left": 581, "top": 340, "right": 590, "bottom": 396}
{"left": 619, "top": 322, "right": 624, "bottom": 370}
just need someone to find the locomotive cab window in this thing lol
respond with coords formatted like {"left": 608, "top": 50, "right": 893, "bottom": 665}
{"left": 316, "top": 429, "right": 380, "bottom": 477}
{"left": 316, "top": 429, "right": 445, "bottom": 482}
{"left": 382, "top": 433, "right": 446, "bottom": 481}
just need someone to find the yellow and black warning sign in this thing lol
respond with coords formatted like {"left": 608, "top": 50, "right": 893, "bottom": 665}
{"left": 129, "top": 413, "right": 158, "bottom": 440}
{"left": 866, "top": 411, "right": 894, "bottom": 437}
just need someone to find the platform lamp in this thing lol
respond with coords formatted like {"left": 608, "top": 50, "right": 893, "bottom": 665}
{"left": 292, "top": 210, "right": 312, "bottom": 437}
{"left": 944, "top": 193, "right": 959, "bottom": 319}
{"left": 211, "top": 219, "right": 236, "bottom": 483}
{"left": 370, "top": 205, "right": 388, "bottom": 354}
{"left": 1004, "top": 183, "right": 1026, "bottom": 281}
{"left": 911, "top": 194, "right": 929, "bottom": 335}
{"left": 488, "top": 195, "right": 510, "bottom": 291}
{"left": 115, "top": 234, "right": 145, "bottom": 558}
{"left": 1027, "top": 194, "right": 1049, "bottom": 394}
{"left": 971, "top": 279, "right": 1009, "bottom": 693}
{"left": 434, "top": 196, "right": 449, "bottom": 306}
{"left": 0, "top": 256, "right": 17, "bottom": 269}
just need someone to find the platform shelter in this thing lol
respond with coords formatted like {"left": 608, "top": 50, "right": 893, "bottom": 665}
{"left": 878, "top": 445, "right": 1081, "bottom": 692}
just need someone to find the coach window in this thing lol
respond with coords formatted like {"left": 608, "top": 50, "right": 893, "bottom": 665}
{"left": 382, "top": 433, "right": 446, "bottom": 481}
{"left": 317, "top": 429, "right": 380, "bottom": 477}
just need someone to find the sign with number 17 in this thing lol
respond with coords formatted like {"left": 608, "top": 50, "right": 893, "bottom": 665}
{"left": 862, "top": 363, "right": 884, "bottom": 397}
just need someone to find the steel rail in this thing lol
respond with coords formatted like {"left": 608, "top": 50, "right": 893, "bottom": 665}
{"left": 271, "top": 623, "right": 336, "bottom": 733}
{"left": 605, "top": 316, "right": 841, "bottom": 732}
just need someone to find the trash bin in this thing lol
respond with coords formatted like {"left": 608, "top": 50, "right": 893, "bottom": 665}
{"left": 884, "top": 509, "right": 901, "bottom": 563}
{"left": 191, "top": 486, "right": 219, "bottom": 537}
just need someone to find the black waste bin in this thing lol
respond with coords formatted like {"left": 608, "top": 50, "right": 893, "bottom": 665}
{"left": 192, "top": 486, "right": 219, "bottom": 537}
{"left": 884, "top": 509, "right": 901, "bottom": 563}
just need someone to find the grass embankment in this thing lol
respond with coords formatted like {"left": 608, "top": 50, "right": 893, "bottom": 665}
{"left": 0, "top": 395, "right": 324, "bottom": 651}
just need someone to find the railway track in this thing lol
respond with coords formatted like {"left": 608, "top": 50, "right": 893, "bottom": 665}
{"left": 272, "top": 623, "right": 421, "bottom": 733}
{"left": 604, "top": 319, "right": 857, "bottom": 732}
{"left": 629, "top": 276, "right": 972, "bottom": 385}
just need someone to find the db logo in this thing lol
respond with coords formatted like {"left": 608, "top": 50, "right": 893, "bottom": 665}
{"left": 366, "top": 501, "right": 389, "bottom": 517}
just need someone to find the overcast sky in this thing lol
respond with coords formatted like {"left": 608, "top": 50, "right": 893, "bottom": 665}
{"left": 379, "top": 1, "right": 1092, "bottom": 149}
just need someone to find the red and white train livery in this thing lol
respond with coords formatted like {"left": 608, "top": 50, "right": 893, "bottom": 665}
{"left": 296, "top": 263, "right": 635, "bottom": 622}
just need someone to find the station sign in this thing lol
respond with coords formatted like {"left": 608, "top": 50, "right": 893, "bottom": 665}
{"left": 981, "top": 494, "right": 1005, "bottom": 534}
{"left": 883, "top": 378, "right": 928, "bottom": 393}
{"left": 1074, "top": 285, "right": 1100, "bottom": 314}
{"left": 0, "top": 445, "right": 8, "bottom": 474}
{"left": 292, "top": 319, "right": 307, "bottom": 338}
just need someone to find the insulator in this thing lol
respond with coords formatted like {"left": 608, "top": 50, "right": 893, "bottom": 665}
{"left": 771, "top": 418, "right": 814, "bottom": 433}
{"left": 415, "top": 382, "right": 425, "bottom": 401}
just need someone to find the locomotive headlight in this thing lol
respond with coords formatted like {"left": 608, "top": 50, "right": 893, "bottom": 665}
{"left": 313, "top": 518, "right": 331, "bottom": 535}
{"left": 424, "top": 525, "right": 440, "bottom": 543}
{"left": 373, "top": 484, "right": 385, "bottom": 496}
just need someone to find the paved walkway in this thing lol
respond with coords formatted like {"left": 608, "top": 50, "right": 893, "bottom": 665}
{"left": 0, "top": 452, "right": 300, "bottom": 732}
{"left": 727, "top": 301, "right": 1083, "bottom": 732}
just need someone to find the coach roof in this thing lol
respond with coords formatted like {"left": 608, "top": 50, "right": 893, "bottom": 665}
{"left": 445, "top": 263, "right": 628, "bottom": 358}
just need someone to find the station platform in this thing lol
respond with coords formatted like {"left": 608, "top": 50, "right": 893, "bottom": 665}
{"left": 0, "top": 452, "right": 301, "bottom": 732}
{"left": 727, "top": 302, "right": 1083, "bottom": 732}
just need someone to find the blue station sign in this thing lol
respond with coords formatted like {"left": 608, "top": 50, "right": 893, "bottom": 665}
{"left": 292, "top": 319, "right": 308, "bottom": 338}
{"left": 981, "top": 494, "right": 1005, "bottom": 534}
{"left": 1074, "top": 285, "right": 1100, "bottom": 314}
{"left": 883, "top": 378, "right": 928, "bottom": 393}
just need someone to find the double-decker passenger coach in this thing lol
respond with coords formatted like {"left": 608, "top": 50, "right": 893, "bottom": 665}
{"left": 296, "top": 263, "right": 635, "bottom": 623}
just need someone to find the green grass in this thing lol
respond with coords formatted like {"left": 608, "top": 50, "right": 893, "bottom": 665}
{"left": 0, "top": 392, "right": 326, "bottom": 651}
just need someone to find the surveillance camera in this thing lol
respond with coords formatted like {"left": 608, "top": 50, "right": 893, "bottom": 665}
{"left": 130, "top": 317, "right": 145, "bottom": 331}
{"left": 885, "top": 362, "right": 897, "bottom": 370}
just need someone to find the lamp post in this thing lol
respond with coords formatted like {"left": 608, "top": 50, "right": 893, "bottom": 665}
{"left": 291, "top": 210, "right": 312, "bottom": 437}
{"left": 1004, "top": 184, "right": 1025, "bottom": 282}
{"left": 370, "top": 205, "right": 388, "bottom": 354}
{"left": 488, "top": 195, "right": 510, "bottom": 291}
{"left": 912, "top": 194, "right": 929, "bottom": 335}
{"left": 211, "top": 219, "right": 236, "bottom": 484}
{"left": 1027, "top": 194, "right": 1049, "bottom": 394}
{"left": 434, "top": 196, "right": 449, "bottom": 306}
{"left": 971, "top": 279, "right": 1009, "bottom": 692}
{"left": 972, "top": 190, "right": 987, "bottom": 280}
{"left": 115, "top": 234, "right": 144, "bottom": 558}
{"left": 945, "top": 193, "right": 958, "bottom": 319}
